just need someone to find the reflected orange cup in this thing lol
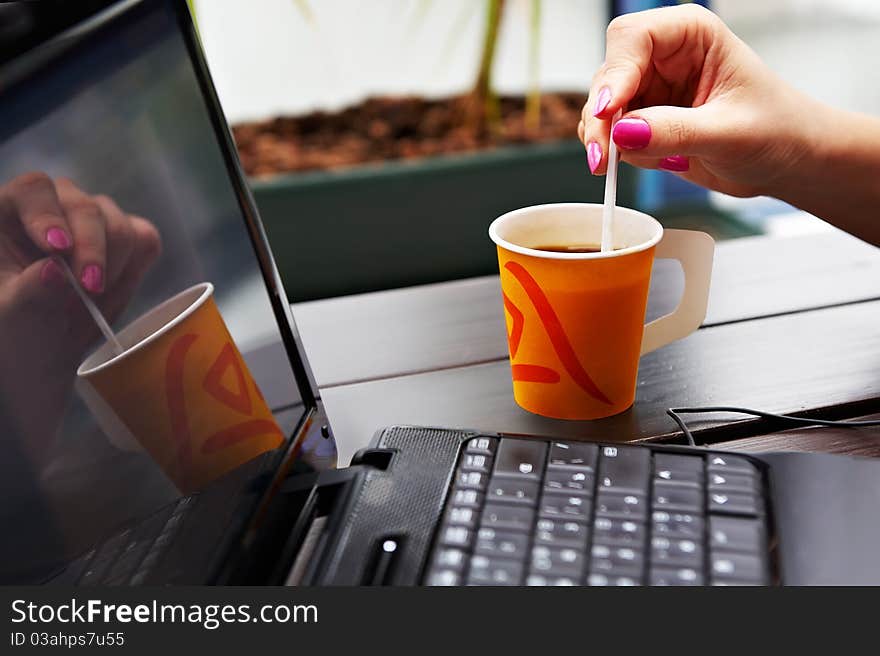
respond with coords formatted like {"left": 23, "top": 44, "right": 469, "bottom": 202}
{"left": 489, "top": 203, "right": 714, "bottom": 420}
{"left": 77, "top": 283, "right": 284, "bottom": 493}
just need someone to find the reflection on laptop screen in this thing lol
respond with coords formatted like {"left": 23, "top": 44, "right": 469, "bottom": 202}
{"left": 0, "top": 1, "right": 307, "bottom": 582}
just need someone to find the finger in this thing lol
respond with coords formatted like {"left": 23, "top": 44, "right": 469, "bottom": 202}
{"left": 592, "top": 4, "right": 719, "bottom": 119}
{"left": 617, "top": 152, "right": 691, "bottom": 173}
{"left": 6, "top": 257, "right": 72, "bottom": 312}
{"left": 94, "top": 194, "right": 135, "bottom": 287}
{"left": 582, "top": 114, "right": 613, "bottom": 176}
{"left": 671, "top": 158, "right": 756, "bottom": 198}
{"left": 56, "top": 178, "right": 107, "bottom": 294}
{"left": 129, "top": 216, "right": 162, "bottom": 272}
{"left": 1, "top": 172, "right": 73, "bottom": 254}
{"left": 611, "top": 104, "right": 721, "bottom": 158}
{"left": 99, "top": 217, "right": 162, "bottom": 322}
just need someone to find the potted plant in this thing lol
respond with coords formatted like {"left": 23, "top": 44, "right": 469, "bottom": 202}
{"left": 214, "top": 1, "right": 750, "bottom": 301}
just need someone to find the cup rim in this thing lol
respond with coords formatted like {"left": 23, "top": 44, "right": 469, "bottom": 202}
{"left": 77, "top": 282, "right": 214, "bottom": 377}
{"left": 488, "top": 202, "right": 663, "bottom": 260}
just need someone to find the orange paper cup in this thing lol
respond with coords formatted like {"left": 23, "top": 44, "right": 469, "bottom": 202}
{"left": 489, "top": 203, "right": 714, "bottom": 420}
{"left": 77, "top": 283, "right": 284, "bottom": 493}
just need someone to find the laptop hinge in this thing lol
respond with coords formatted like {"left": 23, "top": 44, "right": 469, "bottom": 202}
{"left": 227, "top": 467, "right": 367, "bottom": 584}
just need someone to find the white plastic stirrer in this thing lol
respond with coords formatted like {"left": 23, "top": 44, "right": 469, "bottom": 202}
{"left": 601, "top": 109, "right": 623, "bottom": 252}
{"left": 53, "top": 255, "right": 124, "bottom": 355}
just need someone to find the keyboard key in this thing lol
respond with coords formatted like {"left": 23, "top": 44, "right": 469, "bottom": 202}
{"left": 652, "top": 483, "right": 703, "bottom": 513}
{"left": 709, "top": 491, "right": 763, "bottom": 516}
{"left": 651, "top": 536, "right": 703, "bottom": 568}
{"left": 539, "top": 492, "right": 591, "bottom": 521}
{"left": 710, "top": 552, "right": 767, "bottom": 584}
{"left": 653, "top": 468, "right": 702, "bottom": 488}
{"left": 655, "top": 453, "right": 705, "bottom": 474}
{"left": 649, "top": 566, "right": 704, "bottom": 586}
{"left": 480, "top": 503, "right": 535, "bottom": 532}
{"left": 450, "top": 488, "right": 483, "bottom": 508}
{"left": 444, "top": 506, "right": 478, "bottom": 529}
{"left": 708, "top": 472, "right": 760, "bottom": 493}
{"left": 543, "top": 468, "right": 594, "bottom": 496}
{"left": 468, "top": 555, "right": 524, "bottom": 586}
{"left": 455, "top": 471, "right": 487, "bottom": 490}
{"left": 465, "top": 436, "right": 497, "bottom": 456}
{"left": 587, "top": 573, "right": 641, "bottom": 586}
{"left": 589, "top": 553, "right": 644, "bottom": 580}
{"left": 527, "top": 574, "right": 579, "bottom": 586}
{"left": 531, "top": 546, "right": 586, "bottom": 577}
{"left": 709, "top": 516, "right": 765, "bottom": 553}
{"left": 654, "top": 454, "right": 704, "bottom": 487}
{"left": 548, "top": 442, "right": 598, "bottom": 470}
{"left": 707, "top": 454, "right": 759, "bottom": 477}
{"left": 433, "top": 548, "right": 468, "bottom": 572}
{"left": 487, "top": 478, "right": 539, "bottom": 505}
{"left": 439, "top": 526, "right": 473, "bottom": 548}
{"left": 79, "top": 529, "right": 132, "bottom": 586}
{"left": 535, "top": 518, "right": 590, "bottom": 548}
{"left": 711, "top": 579, "right": 762, "bottom": 587}
{"left": 595, "top": 490, "right": 648, "bottom": 521}
{"left": 460, "top": 453, "right": 493, "bottom": 474}
{"left": 592, "top": 517, "right": 646, "bottom": 548}
{"left": 591, "top": 544, "right": 644, "bottom": 569}
{"left": 652, "top": 511, "right": 704, "bottom": 539}
{"left": 476, "top": 528, "right": 529, "bottom": 559}
{"left": 426, "top": 570, "right": 461, "bottom": 586}
{"left": 597, "top": 445, "right": 651, "bottom": 494}
{"left": 493, "top": 438, "right": 547, "bottom": 480}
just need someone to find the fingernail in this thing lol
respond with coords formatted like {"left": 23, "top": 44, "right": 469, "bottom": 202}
{"left": 612, "top": 118, "right": 652, "bottom": 150}
{"left": 40, "top": 259, "right": 65, "bottom": 287}
{"left": 46, "top": 227, "right": 71, "bottom": 250}
{"left": 592, "top": 86, "right": 611, "bottom": 117}
{"left": 659, "top": 155, "right": 690, "bottom": 172}
{"left": 81, "top": 264, "right": 104, "bottom": 293}
{"left": 587, "top": 141, "right": 602, "bottom": 174}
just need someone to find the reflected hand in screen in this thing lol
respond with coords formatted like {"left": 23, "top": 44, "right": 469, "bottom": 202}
{"left": 0, "top": 172, "right": 162, "bottom": 456}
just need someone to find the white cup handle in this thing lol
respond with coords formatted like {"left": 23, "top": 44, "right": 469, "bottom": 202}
{"left": 640, "top": 229, "right": 715, "bottom": 355}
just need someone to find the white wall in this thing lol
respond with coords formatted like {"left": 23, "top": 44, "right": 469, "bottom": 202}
{"left": 195, "top": 0, "right": 605, "bottom": 123}
{"left": 196, "top": 0, "right": 605, "bottom": 122}
{"left": 195, "top": 0, "right": 880, "bottom": 124}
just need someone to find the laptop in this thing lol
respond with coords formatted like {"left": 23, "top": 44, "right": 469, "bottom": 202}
{"left": 1, "top": 0, "right": 879, "bottom": 587}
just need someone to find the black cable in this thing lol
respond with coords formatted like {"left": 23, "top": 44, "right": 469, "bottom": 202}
{"left": 666, "top": 406, "right": 880, "bottom": 448}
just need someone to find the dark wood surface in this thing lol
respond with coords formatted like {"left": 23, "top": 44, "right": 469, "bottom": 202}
{"left": 711, "top": 414, "right": 880, "bottom": 457}
{"left": 292, "top": 230, "right": 880, "bottom": 388}
{"left": 322, "top": 299, "right": 880, "bottom": 464}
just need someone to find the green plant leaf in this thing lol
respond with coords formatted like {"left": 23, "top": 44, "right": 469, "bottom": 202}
{"left": 292, "top": 0, "right": 315, "bottom": 24}
{"left": 525, "top": 0, "right": 542, "bottom": 131}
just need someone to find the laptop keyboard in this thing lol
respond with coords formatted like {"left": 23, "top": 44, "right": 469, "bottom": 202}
{"left": 424, "top": 436, "right": 771, "bottom": 586}
{"left": 49, "top": 495, "right": 197, "bottom": 586}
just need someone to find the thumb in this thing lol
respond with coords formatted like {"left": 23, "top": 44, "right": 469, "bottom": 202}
{"left": 611, "top": 104, "right": 722, "bottom": 158}
{"left": 6, "top": 257, "right": 70, "bottom": 311}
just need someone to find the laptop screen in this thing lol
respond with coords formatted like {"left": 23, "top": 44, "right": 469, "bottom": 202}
{"left": 0, "top": 0, "right": 316, "bottom": 582}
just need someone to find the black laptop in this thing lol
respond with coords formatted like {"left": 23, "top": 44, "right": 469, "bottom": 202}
{"left": 2, "top": 0, "right": 879, "bottom": 587}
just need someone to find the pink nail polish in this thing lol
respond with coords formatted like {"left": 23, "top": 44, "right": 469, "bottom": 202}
{"left": 40, "top": 259, "right": 65, "bottom": 287}
{"left": 46, "top": 227, "right": 71, "bottom": 250}
{"left": 592, "top": 86, "right": 611, "bottom": 117}
{"left": 659, "top": 155, "right": 690, "bottom": 172}
{"left": 587, "top": 141, "right": 602, "bottom": 174}
{"left": 81, "top": 264, "right": 104, "bottom": 293}
{"left": 612, "top": 118, "right": 652, "bottom": 150}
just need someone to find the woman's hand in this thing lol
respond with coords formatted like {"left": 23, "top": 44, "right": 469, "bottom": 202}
{"left": 579, "top": 4, "right": 880, "bottom": 246}
{"left": 0, "top": 172, "right": 162, "bottom": 457}
{"left": 578, "top": 4, "right": 823, "bottom": 198}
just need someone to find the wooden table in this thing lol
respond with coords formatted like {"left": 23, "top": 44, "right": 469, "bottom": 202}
{"left": 290, "top": 230, "right": 880, "bottom": 466}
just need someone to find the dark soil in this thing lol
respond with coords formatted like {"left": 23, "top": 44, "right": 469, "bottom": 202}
{"left": 232, "top": 91, "right": 587, "bottom": 178}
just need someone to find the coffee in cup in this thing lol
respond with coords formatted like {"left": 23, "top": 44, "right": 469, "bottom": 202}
{"left": 489, "top": 203, "right": 714, "bottom": 420}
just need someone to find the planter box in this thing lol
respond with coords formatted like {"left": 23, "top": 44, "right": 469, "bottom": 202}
{"left": 250, "top": 140, "right": 638, "bottom": 302}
